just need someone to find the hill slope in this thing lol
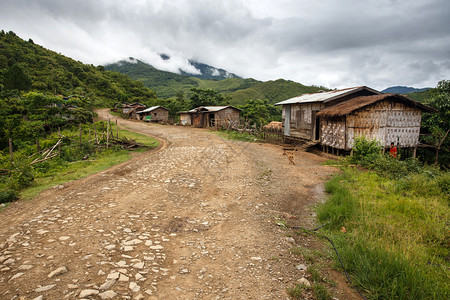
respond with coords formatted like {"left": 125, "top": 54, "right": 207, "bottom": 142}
{"left": 0, "top": 31, "right": 157, "bottom": 106}
{"left": 105, "top": 59, "right": 327, "bottom": 104}
{"left": 382, "top": 86, "right": 431, "bottom": 94}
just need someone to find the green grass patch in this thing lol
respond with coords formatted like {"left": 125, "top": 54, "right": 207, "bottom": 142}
{"left": 287, "top": 283, "right": 309, "bottom": 299}
{"left": 5, "top": 127, "right": 158, "bottom": 202}
{"left": 317, "top": 167, "right": 450, "bottom": 299}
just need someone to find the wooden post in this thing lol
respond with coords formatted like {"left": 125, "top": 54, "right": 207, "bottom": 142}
{"left": 9, "top": 138, "right": 13, "bottom": 165}
{"left": 36, "top": 139, "right": 41, "bottom": 152}
{"left": 58, "top": 127, "right": 62, "bottom": 156}
{"left": 93, "top": 123, "right": 98, "bottom": 154}
{"left": 106, "top": 121, "right": 109, "bottom": 150}
{"left": 116, "top": 119, "right": 119, "bottom": 139}
{"left": 79, "top": 124, "right": 82, "bottom": 144}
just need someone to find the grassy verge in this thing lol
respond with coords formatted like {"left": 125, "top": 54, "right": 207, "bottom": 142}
{"left": 317, "top": 167, "right": 449, "bottom": 299}
{"left": 17, "top": 128, "right": 158, "bottom": 201}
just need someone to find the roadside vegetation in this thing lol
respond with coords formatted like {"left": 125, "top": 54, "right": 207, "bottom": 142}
{"left": 316, "top": 137, "right": 449, "bottom": 299}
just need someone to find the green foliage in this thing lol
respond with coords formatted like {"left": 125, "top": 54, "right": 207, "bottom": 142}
{"left": 312, "top": 284, "right": 332, "bottom": 300}
{"left": 3, "top": 63, "right": 31, "bottom": 91}
{"left": 350, "top": 136, "right": 382, "bottom": 164}
{"left": 0, "top": 188, "right": 18, "bottom": 204}
{"left": 287, "top": 283, "right": 308, "bottom": 299}
{"left": 420, "top": 79, "right": 450, "bottom": 167}
{"left": 317, "top": 175, "right": 356, "bottom": 229}
{"left": 105, "top": 59, "right": 328, "bottom": 105}
{"left": 188, "top": 88, "right": 230, "bottom": 108}
{"left": 0, "top": 31, "right": 157, "bottom": 107}
{"left": 238, "top": 99, "right": 281, "bottom": 127}
{"left": 319, "top": 166, "right": 450, "bottom": 299}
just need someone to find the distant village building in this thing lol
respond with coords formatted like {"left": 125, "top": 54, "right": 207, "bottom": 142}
{"left": 178, "top": 106, "right": 241, "bottom": 128}
{"left": 275, "top": 87, "right": 435, "bottom": 153}
{"left": 120, "top": 103, "right": 146, "bottom": 119}
{"left": 136, "top": 106, "right": 169, "bottom": 123}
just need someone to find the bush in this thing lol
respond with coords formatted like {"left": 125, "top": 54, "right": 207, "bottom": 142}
{"left": 350, "top": 136, "right": 382, "bottom": 164}
{"left": 0, "top": 188, "right": 18, "bottom": 204}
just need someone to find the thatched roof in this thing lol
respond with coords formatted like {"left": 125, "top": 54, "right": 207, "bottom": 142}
{"left": 316, "top": 94, "right": 436, "bottom": 118}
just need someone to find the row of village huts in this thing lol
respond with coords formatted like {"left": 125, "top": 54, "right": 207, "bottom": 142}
{"left": 117, "top": 86, "right": 434, "bottom": 153}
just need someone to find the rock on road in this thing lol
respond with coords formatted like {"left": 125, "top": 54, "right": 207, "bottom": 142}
{"left": 0, "top": 109, "right": 342, "bottom": 299}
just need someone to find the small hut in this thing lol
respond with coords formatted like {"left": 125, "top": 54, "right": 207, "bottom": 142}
{"left": 316, "top": 94, "right": 435, "bottom": 153}
{"left": 136, "top": 106, "right": 169, "bottom": 123}
{"left": 178, "top": 106, "right": 241, "bottom": 128}
{"left": 275, "top": 86, "right": 381, "bottom": 141}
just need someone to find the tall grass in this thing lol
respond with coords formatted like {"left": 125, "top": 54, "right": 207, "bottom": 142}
{"left": 317, "top": 167, "right": 450, "bottom": 299}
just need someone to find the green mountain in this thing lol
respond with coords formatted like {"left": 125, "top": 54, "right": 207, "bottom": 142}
{"left": 0, "top": 31, "right": 157, "bottom": 106}
{"left": 105, "top": 59, "right": 327, "bottom": 105}
{"left": 382, "top": 86, "right": 431, "bottom": 94}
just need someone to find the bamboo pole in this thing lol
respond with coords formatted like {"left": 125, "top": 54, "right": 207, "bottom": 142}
{"left": 9, "top": 138, "right": 13, "bottom": 166}
{"left": 58, "top": 127, "right": 62, "bottom": 156}
{"left": 116, "top": 119, "right": 119, "bottom": 139}
{"left": 106, "top": 120, "right": 109, "bottom": 150}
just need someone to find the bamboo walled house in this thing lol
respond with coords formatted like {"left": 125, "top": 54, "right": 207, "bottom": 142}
{"left": 178, "top": 106, "right": 241, "bottom": 128}
{"left": 275, "top": 87, "right": 435, "bottom": 153}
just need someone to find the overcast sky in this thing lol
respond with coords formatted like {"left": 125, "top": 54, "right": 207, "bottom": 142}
{"left": 1, "top": 0, "right": 449, "bottom": 90}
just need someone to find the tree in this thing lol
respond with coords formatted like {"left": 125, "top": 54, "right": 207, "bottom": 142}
{"left": 421, "top": 80, "right": 450, "bottom": 167}
{"left": 189, "top": 88, "right": 230, "bottom": 109}
{"left": 3, "top": 64, "right": 32, "bottom": 91}
{"left": 238, "top": 99, "right": 281, "bottom": 128}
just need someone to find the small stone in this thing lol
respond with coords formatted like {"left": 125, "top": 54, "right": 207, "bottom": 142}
{"left": 79, "top": 289, "right": 99, "bottom": 298}
{"left": 286, "top": 237, "right": 295, "bottom": 244}
{"left": 98, "top": 270, "right": 106, "bottom": 275}
{"left": 9, "top": 272, "right": 24, "bottom": 281}
{"left": 118, "top": 274, "right": 129, "bottom": 282}
{"left": 19, "top": 264, "right": 33, "bottom": 270}
{"left": 59, "top": 236, "right": 70, "bottom": 241}
{"left": 298, "top": 277, "right": 311, "bottom": 287}
{"left": 117, "top": 260, "right": 128, "bottom": 267}
{"left": 179, "top": 268, "right": 189, "bottom": 274}
{"left": 32, "top": 296, "right": 43, "bottom": 300}
{"left": 145, "top": 240, "right": 153, "bottom": 246}
{"left": 132, "top": 262, "right": 144, "bottom": 269}
{"left": 124, "top": 239, "right": 142, "bottom": 246}
{"left": 145, "top": 289, "right": 153, "bottom": 295}
{"left": 251, "top": 257, "right": 262, "bottom": 262}
{"left": 99, "top": 290, "right": 118, "bottom": 299}
{"left": 150, "top": 245, "right": 163, "bottom": 250}
{"left": 68, "top": 284, "right": 78, "bottom": 289}
{"left": 124, "top": 228, "right": 132, "bottom": 233}
{"left": 296, "top": 264, "right": 307, "bottom": 271}
{"left": 123, "top": 246, "right": 134, "bottom": 252}
{"left": 48, "top": 266, "right": 68, "bottom": 278}
{"left": 100, "top": 279, "right": 116, "bottom": 291}
{"left": 4, "top": 258, "right": 15, "bottom": 265}
{"left": 129, "top": 281, "right": 141, "bottom": 292}
{"left": 105, "top": 244, "right": 116, "bottom": 250}
{"left": 107, "top": 272, "right": 120, "bottom": 280}
{"left": 35, "top": 284, "right": 56, "bottom": 292}
{"left": 134, "top": 294, "right": 145, "bottom": 300}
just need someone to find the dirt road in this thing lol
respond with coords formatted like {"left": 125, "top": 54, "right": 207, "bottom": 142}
{"left": 0, "top": 110, "right": 356, "bottom": 299}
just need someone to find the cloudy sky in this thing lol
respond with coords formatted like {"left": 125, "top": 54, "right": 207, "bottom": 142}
{"left": 2, "top": 0, "right": 449, "bottom": 90}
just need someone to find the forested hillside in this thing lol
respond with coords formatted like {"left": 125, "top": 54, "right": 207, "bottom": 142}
{"left": 105, "top": 59, "right": 327, "bottom": 104}
{"left": 0, "top": 31, "right": 157, "bottom": 106}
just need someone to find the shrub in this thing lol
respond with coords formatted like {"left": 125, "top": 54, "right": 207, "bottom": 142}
{"left": 0, "top": 188, "right": 18, "bottom": 204}
{"left": 350, "top": 136, "right": 382, "bottom": 164}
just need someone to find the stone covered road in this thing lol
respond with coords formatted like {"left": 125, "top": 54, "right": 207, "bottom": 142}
{"left": 0, "top": 110, "right": 358, "bottom": 299}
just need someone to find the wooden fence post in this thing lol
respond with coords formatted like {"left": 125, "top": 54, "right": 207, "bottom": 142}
{"left": 9, "top": 138, "right": 13, "bottom": 165}
{"left": 58, "top": 127, "right": 62, "bottom": 156}
{"left": 36, "top": 139, "right": 40, "bottom": 152}
{"left": 106, "top": 120, "right": 109, "bottom": 150}
{"left": 116, "top": 119, "right": 119, "bottom": 139}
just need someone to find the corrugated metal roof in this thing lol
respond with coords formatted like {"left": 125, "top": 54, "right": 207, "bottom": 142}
{"left": 136, "top": 106, "right": 168, "bottom": 113}
{"left": 188, "top": 106, "right": 241, "bottom": 113}
{"left": 274, "top": 86, "right": 379, "bottom": 106}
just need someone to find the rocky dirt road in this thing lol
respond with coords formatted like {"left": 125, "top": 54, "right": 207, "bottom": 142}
{"left": 0, "top": 110, "right": 358, "bottom": 299}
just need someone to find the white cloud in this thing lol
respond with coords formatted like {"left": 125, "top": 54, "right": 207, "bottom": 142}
{"left": 1, "top": 0, "right": 449, "bottom": 91}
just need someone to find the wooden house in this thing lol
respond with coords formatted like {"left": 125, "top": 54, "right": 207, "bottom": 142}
{"left": 121, "top": 103, "right": 146, "bottom": 119}
{"left": 178, "top": 106, "right": 241, "bottom": 128}
{"left": 136, "top": 106, "right": 169, "bottom": 123}
{"left": 316, "top": 94, "right": 435, "bottom": 151}
{"left": 275, "top": 87, "right": 434, "bottom": 153}
{"left": 275, "top": 86, "right": 381, "bottom": 141}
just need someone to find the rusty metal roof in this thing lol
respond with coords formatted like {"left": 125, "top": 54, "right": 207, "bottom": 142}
{"left": 274, "top": 86, "right": 381, "bottom": 106}
{"left": 317, "top": 94, "right": 436, "bottom": 117}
